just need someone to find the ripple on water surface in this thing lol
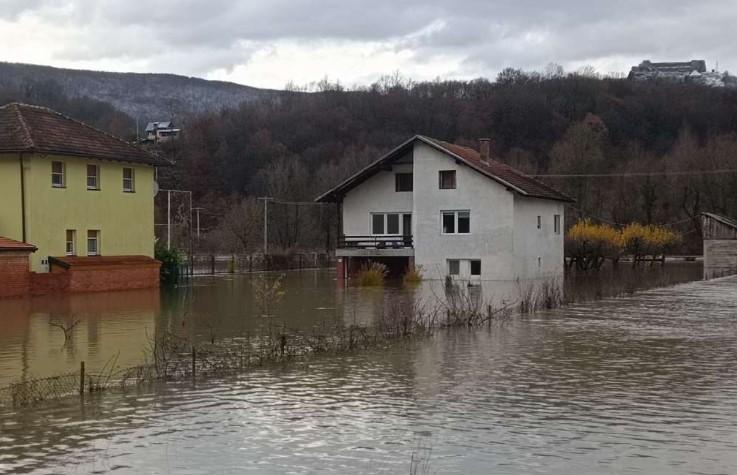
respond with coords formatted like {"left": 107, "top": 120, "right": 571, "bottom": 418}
{"left": 2, "top": 277, "right": 737, "bottom": 474}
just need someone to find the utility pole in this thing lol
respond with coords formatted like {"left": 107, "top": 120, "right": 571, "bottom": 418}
{"left": 193, "top": 207, "right": 204, "bottom": 240}
{"left": 258, "top": 197, "right": 271, "bottom": 256}
{"left": 167, "top": 190, "right": 171, "bottom": 250}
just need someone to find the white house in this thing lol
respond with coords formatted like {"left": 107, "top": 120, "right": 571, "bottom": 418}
{"left": 145, "top": 121, "right": 180, "bottom": 142}
{"left": 316, "top": 135, "right": 574, "bottom": 281}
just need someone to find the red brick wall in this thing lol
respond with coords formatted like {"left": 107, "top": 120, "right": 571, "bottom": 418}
{"left": 30, "top": 273, "right": 70, "bottom": 296}
{"left": 67, "top": 264, "right": 160, "bottom": 293}
{"left": 0, "top": 252, "right": 32, "bottom": 299}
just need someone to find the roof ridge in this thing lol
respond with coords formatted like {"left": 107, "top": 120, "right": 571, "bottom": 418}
{"left": 11, "top": 103, "right": 36, "bottom": 149}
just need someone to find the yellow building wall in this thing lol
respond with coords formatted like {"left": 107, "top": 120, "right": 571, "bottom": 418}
{"left": 21, "top": 153, "right": 156, "bottom": 272}
{"left": 0, "top": 153, "right": 24, "bottom": 243}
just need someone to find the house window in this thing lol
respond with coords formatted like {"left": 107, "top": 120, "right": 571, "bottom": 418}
{"left": 371, "top": 213, "right": 411, "bottom": 236}
{"left": 372, "top": 214, "right": 385, "bottom": 235}
{"left": 554, "top": 214, "right": 561, "bottom": 234}
{"left": 387, "top": 214, "right": 400, "bottom": 234}
{"left": 123, "top": 167, "right": 135, "bottom": 192}
{"left": 395, "top": 173, "right": 413, "bottom": 192}
{"left": 65, "top": 230, "right": 76, "bottom": 256}
{"left": 470, "top": 260, "right": 481, "bottom": 276}
{"left": 87, "top": 230, "right": 100, "bottom": 256}
{"left": 441, "top": 210, "right": 470, "bottom": 234}
{"left": 51, "top": 161, "right": 65, "bottom": 188}
{"left": 87, "top": 164, "right": 100, "bottom": 190}
{"left": 448, "top": 259, "right": 460, "bottom": 276}
{"left": 439, "top": 170, "right": 456, "bottom": 189}
{"left": 537, "top": 215, "right": 541, "bottom": 229}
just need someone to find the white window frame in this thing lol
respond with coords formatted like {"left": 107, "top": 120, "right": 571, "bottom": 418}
{"left": 87, "top": 164, "right": 100, "bottom": 190}
{"left": 65, "top": 230, "right": 76, "bottom": 256}
{"left": 87, "top": 230, "right": 100, "bottom": 256}
{"left": 370, "top": 213, "right": 411, "bottom": 236}
{"left": 441, "top": 210, "right": 471, "bottom": 235}
{"left": 395, "top": 173, "right": 413, "bottom": 192}
{"left": 51, "top": 161, "right": 65, "bottom": 188}
{"left": 439, "top": 170, "right": 456, "bottom": 190}
{"left": 123, "top": 167, "right": 135, "bottom": 192}
{"left": 554, "top": 214, "right": 561, "bottom": 234}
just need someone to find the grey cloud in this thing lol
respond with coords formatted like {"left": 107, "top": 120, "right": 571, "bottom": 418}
{"left": 7, "top": 0, "right": 737, "bottom": 82}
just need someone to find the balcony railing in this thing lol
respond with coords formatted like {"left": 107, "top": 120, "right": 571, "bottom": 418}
{"left": 338, "top": 235, "right": 413, "bottom": 249}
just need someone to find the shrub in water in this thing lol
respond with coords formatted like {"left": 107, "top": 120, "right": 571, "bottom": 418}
{"left": 357, "top": 262, "right": 388, "bottom": 286}
{"left": 155, "top": 244, "right": 182, "bottom": 284}
{"left": 403, "top": 265, "right": 424, "bottom": 285}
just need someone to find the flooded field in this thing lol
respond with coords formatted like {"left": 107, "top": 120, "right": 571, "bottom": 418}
{"left": 4, "top": 262, "right": 736, "bottom": 474}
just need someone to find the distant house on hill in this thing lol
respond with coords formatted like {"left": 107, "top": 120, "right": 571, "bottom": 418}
{"left": 0, "top": 103, "right": 168, "bottom": 297}
{"left": 145, "top": 121, "right": 180, "bottom": 142}
{"left": 629, "top": 59, "right": 730, "bottom": 87}
{"left": 316, "top": 135, "right": 573, "bottom": 282}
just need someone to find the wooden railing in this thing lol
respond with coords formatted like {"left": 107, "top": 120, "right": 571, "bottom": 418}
{"left": 338, "top": 235, "right": 413, "bottom": 249}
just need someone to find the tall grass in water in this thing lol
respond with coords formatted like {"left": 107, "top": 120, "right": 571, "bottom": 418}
{"left": 402, "top": 265, "right": 424, "bottom": 285}
{"left": 357, "top": 261, "right": 388, "bottom": 286}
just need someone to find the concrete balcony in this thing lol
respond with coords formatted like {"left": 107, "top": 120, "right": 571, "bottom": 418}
{"left": 336, "top": 235, "right": 414, "bottom": 257}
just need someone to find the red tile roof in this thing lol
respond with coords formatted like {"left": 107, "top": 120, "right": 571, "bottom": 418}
{"left": 0, "top": 103, "right": 167, "bottom": 166}
{"left": 0, "top": 236, "right": 37, "bottom": 252}
{"left": 422, "top": 137, "right": 573, "bottom": 202}
{"left": 315, "top": 135, "right": 574, "bottom": 203}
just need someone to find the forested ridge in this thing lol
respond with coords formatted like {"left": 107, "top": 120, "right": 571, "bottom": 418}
{"left": 4, "top": 69, "right": 737, "bottom": 253}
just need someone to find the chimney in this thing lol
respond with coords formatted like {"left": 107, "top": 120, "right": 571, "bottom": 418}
{"left": 479, "top": 138, "right": 491, "bottom": 162}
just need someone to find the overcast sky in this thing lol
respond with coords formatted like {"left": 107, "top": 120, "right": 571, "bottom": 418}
{"left": 1, "top": 0, "right": 735, "bottom": 89}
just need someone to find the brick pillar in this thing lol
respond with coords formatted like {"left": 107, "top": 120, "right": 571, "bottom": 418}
{"left": 0, "top": 250, "right": 33, "bottom": 299}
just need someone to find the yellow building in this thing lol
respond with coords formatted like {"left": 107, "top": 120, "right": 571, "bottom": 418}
{"left": 0, "top": 103, "right": 165, "bottom": 276}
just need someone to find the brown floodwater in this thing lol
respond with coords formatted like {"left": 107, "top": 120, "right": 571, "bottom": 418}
{"left": 3, "top": 262, "right": 735, "bottom": 474}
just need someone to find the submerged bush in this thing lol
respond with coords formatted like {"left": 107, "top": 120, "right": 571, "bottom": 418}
{"left": 155, "top": 244, "right": 182, "bottom": 284}
{"left": 356, "top": 262, "right": 388, "bottom": 286}
{"left": 402, "top": 265, "right": 424, "bottom": 285}
{"left": 566, "top": 219, "right": 681, "bottom": 269}
{"left": 565, "top": 219, "right": 623, "bottom": 270}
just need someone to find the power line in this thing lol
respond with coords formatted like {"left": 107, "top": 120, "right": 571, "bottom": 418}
{"left": 532, "top": 169, "right": 737, "bottom": 178}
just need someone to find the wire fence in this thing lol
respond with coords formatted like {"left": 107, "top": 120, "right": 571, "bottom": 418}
{"left": 183, "top": 252, "right": 335, "bottom": 275}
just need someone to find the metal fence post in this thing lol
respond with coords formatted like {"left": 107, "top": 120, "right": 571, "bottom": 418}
{"left": 79, "top": 361, "right": 85, "bottom": 395}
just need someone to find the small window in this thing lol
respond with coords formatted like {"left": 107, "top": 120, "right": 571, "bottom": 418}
{"left": 123, "top": 167, "right": 135, "bottom": 192}
{"left": 372, "top": 214, "right": 385, "bottom": 235}
{"left": 387, "top": 214, "right": 400, "bottom": 234}
{"left": 51, "top": 161, "right": 65, "bottom": 188}
{"left": 442, "top": 212, "right": 455, "bottom": 234}
{"left": 439, "top": 170, "right": 456, "bottom": 189}
{"left": 458, "top": 211, "right": 470, "bottom": 234}
{"left": 537, "top": 215, "right": 541, "bottom": 229}
{"left": 65, "top": 230, "right": 76, "bottom": 256}
{"left": 87, "top": 164, "right": 100, "bottom": 190}
{"left": 395, "top": 173, "right": 413, "bottom": 192}
{"left": 554, "top": 215, "right": 561, "bottom": 234}
{"left": 448, "top": 259, "right": 460, "bottom": 276}
{"left": 402, "top": 213, "right": 412, "bottom": 236}
{"left": 87, "top": 230, "right": 100, "bottom": 256}
{"left": 470, "top": 260, "right": 481, "bottom": 276}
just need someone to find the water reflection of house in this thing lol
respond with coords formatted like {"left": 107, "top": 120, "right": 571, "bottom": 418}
{"left": 317, "top": 135, "right": 573, "bottom": 281}
{"left": 0, "top": 289, "right": 160, "bottom": 385}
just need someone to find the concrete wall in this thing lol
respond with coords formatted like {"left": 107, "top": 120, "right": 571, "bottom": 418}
{"left": 704, "top": 239, "right": 737, "bottom": 279}
{"left": 342, "top": 157, "right": 413, "bottom": 236}
{"left": 513, "top": 196, "right": 565, "bottom": 279}
{"left": 412, "top": 141, "right": 517, "bottom": 280}
{"left": 4, "top": 153, "right": 156, "bottom": 272}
